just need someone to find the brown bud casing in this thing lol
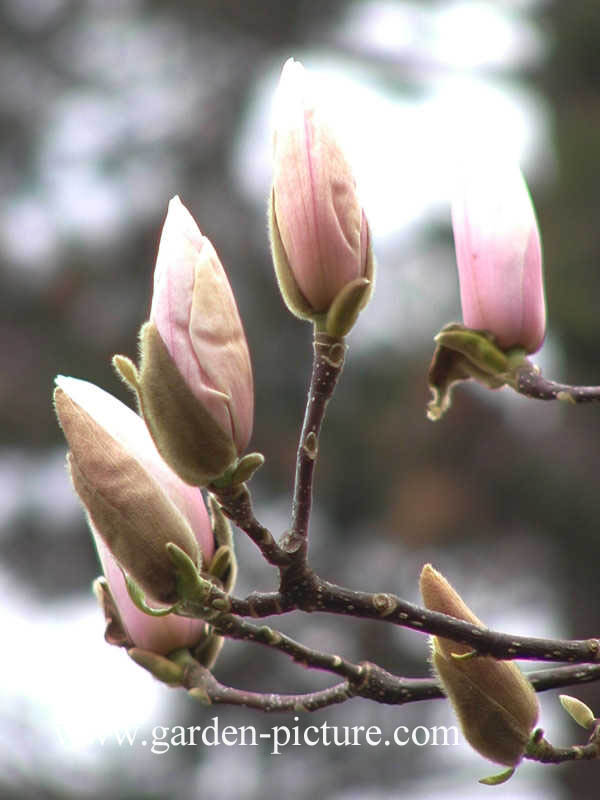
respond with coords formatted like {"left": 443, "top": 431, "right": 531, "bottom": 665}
{"left": 55, "top": 387, "right": 200, "bottom": 604}
{"left": 420, "top": 564, "right": 539, "bottom": 766}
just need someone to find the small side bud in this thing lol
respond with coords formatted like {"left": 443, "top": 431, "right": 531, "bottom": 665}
{"left": 207, "top": 545, "right": 237, "bottom": 596}
{"left": 188, "top": 687, "right": 212, "bottom": 705}
{"left": 193, "top": 630, "right": 225, "bottom": 670}
{"left": 166, "top": 542, "right": 213, "bottom": 606}
{"left": 112, "top": 354, "right": 139, "bottom": 392}
{"left": 229, "top": 452, "right": 265, "bottom": 486}
{"left": 325, "top": 276, "right": 373, "bottom": 338}
{"left": 420, "top": 564, "right": 539, "bottom": 767}
{"left": 479, "top": 767, "right": 516, "bottom": 786}
{"left": 559, "top": 694, "right": 596, "bottom": 729}
{"left": 128, "top": 648, "right": 185, "bottom": 686}
{"left": 208, "top": 494, "right": 234, "bottom": 550}
{"left": 205, "top": 496, "right": 237, "bottom": 594}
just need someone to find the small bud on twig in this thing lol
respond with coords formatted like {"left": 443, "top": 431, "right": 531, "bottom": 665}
{"left": 559, "top": 694, "right": 596, "bottom": 729}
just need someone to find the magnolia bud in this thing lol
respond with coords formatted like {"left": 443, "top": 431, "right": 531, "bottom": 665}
{"left": 54, "top": 376, "right": 214, "bottom": 607}
{"left": 420, "top": 564, "right": 539, "bottom": 767}
{"left": 269, "top": 58, "right": 374, "bottom": 331}
{"left": 451, "top": 158, "right": 545, "bottom": 354}
{"left": 114, "top": 196, "right": 254, "bottom": 487}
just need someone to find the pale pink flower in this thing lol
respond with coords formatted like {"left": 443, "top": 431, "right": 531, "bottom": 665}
{"left": 271, "top": 58, "right": 369, "bottom": 312}
{"left": 150, "top": 196, "right": 253, "bottom": 454}
{"left": 451, "top": 159, "right": 545, "bottom": 353}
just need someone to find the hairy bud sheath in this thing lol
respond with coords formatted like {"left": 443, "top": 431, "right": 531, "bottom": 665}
{"left": 451, "top": 158, "right": 545, "bottom": 353}
{"left": 55, "top": 376, "right": 214, "bottom": 653}
{"left": 420, "top": 564, "right": 539, "bottom": 766}
{"left": 115, "top": 196, "right": 254, "bottom": 486}
{"left": 269, "top": 58, "right": 374, "bottom": 330}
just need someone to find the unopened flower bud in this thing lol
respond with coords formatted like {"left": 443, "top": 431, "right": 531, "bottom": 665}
{"left": 269, "top": 58, "right": 374, "bottom": 332}
{"left": 54, "top": 376, "right": 214, "bottom": 610}
{"left": 114, "top": 196, "right": 254, "bottom": 487}
{"left": 451, "top": 157, "right": 545, "bottom": 354}
{"left": 420, "top": 564, "right": 539, "bottom": 767}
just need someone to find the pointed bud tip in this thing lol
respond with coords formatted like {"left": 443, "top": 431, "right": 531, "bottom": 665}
{"left": 478, "top": 767, "right": 516, "bottom": 786}
{"left": 112, "top": 354, "right": 139, "bottom": 390}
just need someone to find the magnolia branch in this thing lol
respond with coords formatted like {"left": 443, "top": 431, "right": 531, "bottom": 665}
{"left": 176, "top": 618, "right": 448, "bottom": 707}
{"left": 290, "top": 334, "right": 346, "bottom": 549}
{"left": 207, "top": 337, "right": 600, "bottom": 672}
{"left": 180, "top": 654, "right": 352, "bottom": 712}
{"left": 166, "top": 624, "right": 600, "bottom": 765}
{"left": 525, "top": 723, "right": 600, "bottom": 765}
{"left": 214, "top": 573, "right": 600, "bottom": 666}
{"left": 168, "top": 616, "right": 600, "bottom": 713}
{"left": 515, "top": 361, "right": 600, "bottom": 403}
{"left": 211, "top": 482, "right": 291, "bottom": 568}
{"left": 212, "top": 333, "right": 347, "bottom": 581}
{"left": 177, "top": 580, "right": 600, "bottom": 703}
{"left": 165, "top": 653, "right": 600, "bottom": 770}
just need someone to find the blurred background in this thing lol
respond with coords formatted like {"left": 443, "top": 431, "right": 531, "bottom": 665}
{"left": 2, "top": 0, "right": 600, "bottom": 797}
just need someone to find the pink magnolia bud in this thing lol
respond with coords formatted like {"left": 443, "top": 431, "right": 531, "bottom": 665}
{"left": 270, "top": 58, "right": 372, "bottom": 318}
{"left": 150, "top": 196, "right": 253, "bottom": 456}
{"left": 55, "top": 376, "right": 214, "bottom": 649}
{"left": 114, "top": 197, "right": 255, "bottom": 486}
{"left": 451, "top": 159, "right": 546, "bottom": 353}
